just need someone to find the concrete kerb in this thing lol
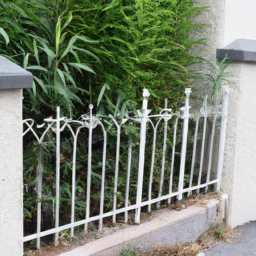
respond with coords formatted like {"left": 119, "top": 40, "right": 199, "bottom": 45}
{"left": 58, "top": 195, "right": 227, "bottom": 256}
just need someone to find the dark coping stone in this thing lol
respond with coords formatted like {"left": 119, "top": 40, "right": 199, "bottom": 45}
{"left": 0, "top": 56, "right": 33, "bottom": 89}
{"left": 216, "top": 39, "right": 256, "bottom": 62}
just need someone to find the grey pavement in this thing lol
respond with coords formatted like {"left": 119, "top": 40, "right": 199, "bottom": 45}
{"left": 205, "top": 222, "right": 256, "bottom": 256}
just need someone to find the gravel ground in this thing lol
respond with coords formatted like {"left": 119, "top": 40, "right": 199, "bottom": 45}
{"left": 205, "top": 222, "right": 256, "bottom": 256}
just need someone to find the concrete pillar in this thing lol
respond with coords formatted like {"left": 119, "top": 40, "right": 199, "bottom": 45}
{"left": 193, "top": 0, "right": 256, "bottom": 228}
{"left": 218, "top": 0, "right": 256, "bottom": 228}
{"left": 0, "top": 56, "right": 32, "bottom": 255}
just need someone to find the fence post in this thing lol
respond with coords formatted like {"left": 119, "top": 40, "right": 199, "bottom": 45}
{"left": 135, "top": 89, "right": 150, "bottom": 224}
{"left": 178, "top": 88, "right": 191, "bottom": 200}
{"left": 0, "top": 56, "right": 32, "bottom": 255}
{"left": 216, "top": 86, "right": 230, "bottom": 191}
{"left": 85, "top": 104, "right": 93, "bottom": 232}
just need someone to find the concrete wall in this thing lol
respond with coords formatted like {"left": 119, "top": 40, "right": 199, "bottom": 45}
{"left": 191, "top": 0, "right": 226, "bottom": 103}
{"left": 220, "top": 0, "right": 256, "bottom": 228}
{"left": 225, "top": 63, "right": 256, "bottom": 227}
{"left": 193, "top": 0, "right": 256, "bottom": 228}
{"left": 223, "top": 0, "right": 256, "bottom": 44}
{"left": 0, "top": 89, "right": 23, "bottom": 255}
{"left": 59, "top": 199, "right": 219, "bottom": 256}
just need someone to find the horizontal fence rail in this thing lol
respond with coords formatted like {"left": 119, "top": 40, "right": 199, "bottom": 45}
{"left": 22, "top": 87, "right": 229, "bottom": 249}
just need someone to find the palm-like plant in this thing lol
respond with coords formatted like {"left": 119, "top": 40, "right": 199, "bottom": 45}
{"left": 197, "top": 56, "right": 237, "bottom": 106}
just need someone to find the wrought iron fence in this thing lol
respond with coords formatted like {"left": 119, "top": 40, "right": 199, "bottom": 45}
{"left": 22, "top": 87, "right": 229, "bottom": 250}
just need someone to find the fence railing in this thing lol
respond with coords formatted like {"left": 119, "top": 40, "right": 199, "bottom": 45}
{"left": 22, "top": 87, "right": 229, "bottom": 250}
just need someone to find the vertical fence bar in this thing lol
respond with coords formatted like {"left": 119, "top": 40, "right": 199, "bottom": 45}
{"left": 125, "top": 140, "right": 132, "bottom": 223}
{"left": 85, "top": 104, "right": 93, "bottom": 232}
{"left": 177, "top": 88, "right": 191, "bottom": 200}
{"left": 113, "top": 123, "right": 121, "bottom": 224}
{"left": 99, "top": 127, "right": 107, "bottom": 231}
{"left": 135, "top": 89, "right": 150, "bottom": 224}
{"left": 187, "top": 117, "right": 199, "bottom": 197}
{"left": 148, "top": 127, "right": 157, "bottom": 212}
{"left": 206, "top": 103, "right": 218, "bottom": 192}
{"left": 71, "top": 131, "right": 78, "bottom": 237}
{"left": 168, "top": 117, "right": 178, "bottom": 204}
{"left": 156, "top": 117, "right": 168, "bottom": 209}
{"left": 55, "top": 107, "right": 60, "bottom": 246}
{"left": 36, "top": 148, "right": 43, "bottom": 250}
{"left": 216, "top": 86, "right": 230, "bottom": 191}
{"left": 197, "top": 97, "right": 208, "bottom": 193}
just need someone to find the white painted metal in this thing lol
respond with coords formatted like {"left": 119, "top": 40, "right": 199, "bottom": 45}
{"left": 36, "top": 149, "right": 43, "bottom": 249}
{"left": 148, "top": 116, "right": 164, "bottom": 212}
{"left": 110, "top": 117, "right": 121, "bottom": 224}
{"left": 178, "top": 88, "right": 191, "bottom": 200}
{"left": 99, "top": 122, "right": 107, "bottom": 231}
{"left": 22, "top": 87, "right": 227, "bottom": 248}
{"left": 217, "top": 86, "right": 230, "bottom": 191}
{"left": 125, "top": 140, "right": 132, "bottom": 223}
{"left": 148, "top": 109, "right": 172, "bottom": 211}
{"left": 55, "top": 106, "right": 60, "bottom": 247}
{"left": 70, "top": 129, "right": 78, "bottom": 237}
{"left": 135, "top": 89, "right": 150, "bottom": 224}
{"left": 85, "top": 104, "right": 93, "bottom": 233}
{"left": 197, "top": 96, "right": 208, "bottom": 194}
{"left": 23, "top": 179, "right": 219, "bottom": 243}
{"left": 206, "top": 102, "right": 218, "bottom": 192}
{"left": 157, "top": 111, "right": 172, "bottom": 209}
{"left": 187, "top": 117, "right": 200, "bottom": 197}
{"left": 168, "top": 116, "right": 178, "bottom": 204}
{"left": 70, "top": 125, "right": 84, "bottom": 237}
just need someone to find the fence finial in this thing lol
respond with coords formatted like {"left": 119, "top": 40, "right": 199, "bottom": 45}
{"left": 142, "top": 89, "right": 150, "bottom": 110}
{"left": 185, "top": 88, "right": 192, "bottom": 97}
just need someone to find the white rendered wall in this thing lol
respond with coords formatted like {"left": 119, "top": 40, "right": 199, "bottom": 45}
{"left": 223, "top": 0, "right": 256, "bottom": 45}
{"left": 221, "top": 0, "right": 256, "bottom": 227}
{"left": 0, "top": 89, "right": 23, "bottom": 255}
{"left": 193, "top": 0, "right": 256, "bottom": 228}
{"left": 225, "top": 63, "right": 256, "bottom": 227}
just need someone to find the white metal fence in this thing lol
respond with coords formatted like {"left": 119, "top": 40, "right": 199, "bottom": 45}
{"left": 22, "top": 87, "right": 229, "bottom": 250}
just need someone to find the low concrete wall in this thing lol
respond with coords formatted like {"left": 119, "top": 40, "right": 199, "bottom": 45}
{"left": 59, "top": 199, "right": 220, "bottom": 256}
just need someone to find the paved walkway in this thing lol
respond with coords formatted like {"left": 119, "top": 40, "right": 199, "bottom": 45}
{"left": 205, "top": 222, "right": 256, "bottom": 256}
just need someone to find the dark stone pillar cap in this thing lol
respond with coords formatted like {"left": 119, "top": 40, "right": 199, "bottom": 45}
{"left": 0, "top": 56, "right": 33, "bottom": 89}
{"left": 217, "top": 39, "right": 256, "bottom": 62}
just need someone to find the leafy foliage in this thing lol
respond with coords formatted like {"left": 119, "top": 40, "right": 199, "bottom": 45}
{"left": 0, "top": 0, "right": 209, "bottom": 243}
{"left": 0, "top": 0, "right": 208, "bottom": 119}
